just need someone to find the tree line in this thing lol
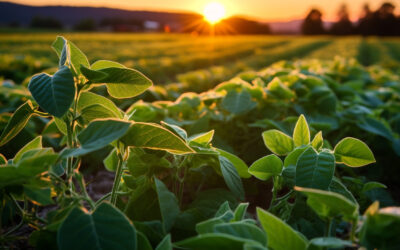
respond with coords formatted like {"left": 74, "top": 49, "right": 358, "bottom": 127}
{"left": 302, "top": 2, "right": 399, "bottom": 36}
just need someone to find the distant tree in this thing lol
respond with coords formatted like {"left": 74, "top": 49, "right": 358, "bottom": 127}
{"left": 99, "top": 18, "right": 143, "bottom": 32}
{"left": 30, "top": 16, "right": 63, "bottom": 29}
{"left": 330, "top": 4, "right": 354, "bottom": 35}
{"left": 372, "top": 2, "right": 397, "bottom": 36}
{"left": 301, "top": 9, "right": 325, "bottom": 35}
{"left": 74, "top": 19, "right": 96, "bottom": 31}
{"left": 357, "top": 4, "right": 374, "bottom": 36}
{"left": 216, "top": 17, "right": 271, "bottom": 35}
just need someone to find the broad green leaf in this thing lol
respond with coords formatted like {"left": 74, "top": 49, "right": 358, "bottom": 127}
{"left": 155, "top": 178, "right": 180, "bottom": 232}
{"left": 357, "top": 117, "right": 393, "bottom": 141}
{"left": 257, "top": 208, "right": 307, "bottom": 250}
{"left": 23, "top": 185, "right": 54, "bottom": 206}
{"left": 214, "top": 222, "right": 267, "bottom": 246}
{"left": 189, "top": 130, "right": 214, "bottom": 144}
{"left": 68, "top": 40, "right": 90, "bottom": 75}
{"left": 233, "top": 203, "right": 249, "bottom": 222}
{"left": 52, "top": 36, "right": 89, "bottom": 75}
{"left": 175, "top": 233, "right": 251, "bottom": 250}
{"left": 0, "top": 154, "right": 6, "bottom": 165}
{"left": 78, "top": 119, "right": 131, "bottom": 149}
{"left": 329, "top": 177, "right": 357, "bottom": 203}
{"left": 13, "top": 136, "right": 42, "bottom": 164}
{"left": 0, "top": 101, "right": 36, "bottom": 146}
{"left": 219, "top": 156, "right": 245, "bottom": 200}
{"left": 221, "top": 90, "right": 257, "bottom": 115}
{"left": 249, "top": 155, "right": 283, "bottom": 181}
{"left": 309, "top": 237, "right": 353, "bottom": 248}
{"left": 77, "top": 91, "right": 122, "bottom": 119}
{"left": 121, "top": 122, "right": 194, "bottom": 155}
{"left": 293, "top": 115, "right": 310, "bottom": 147}
{"left": 262, "top": 130, "right": 294, "bottom": 156}
{"left": 28, "top": 66, "right": 76, "bottom": 117}
{"left": 244, "top": 242, "right": 268, "bottom": 250}
{"left": 54, "top": 117, "right": 67, "bottom": 135}
{"left": 80, "top": 104, "right": 121, "bottom": 124}
{"left": 91, "top": 60, "right": 125, "bottom": 70}
{"left": 104, "top": 149, "right": 118, "bottom": 172}
{"left": 216, "top": 148, "right": 251, "bottom": 178}
{"left": 57, "top": 203, "right": 137, "bottom": 250}
{"left": 82, "top": 67, "right": 152, "bottom": 99}
{"left": 294, "top": 186, "right": 358, "bottom": 221}
{"left": 266, "top": 77, "right": 295, "bottom": 99}
{"left": 161, "top": 121, "right": 187, "bottom": 140}
{"left": 334, "top": 137, "right": 375, "bottom": 167}
{"left": 311, "top": 131, "right": 323, "bottom": 150}
{"left": 362, "top": 181, "right": 387, "bottom": 193}
{"left": 155, "top": 234, "right": 172, "bottom": 250}
{"left": 137, "top": 232, "right": 153, "bottom": 250}
{"left": 61, "top": 119, "right": 131, "bottom": 158}
{"left": 283, "top": 146, "right": 309, "bottom": 168}
{"left": 295, "top": 147, "right": 335, "bottom": 190}
{"left": 0, "top": 152, "right": 58, "bottom": 188}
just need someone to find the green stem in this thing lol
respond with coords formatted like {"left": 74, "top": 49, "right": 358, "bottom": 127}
{"left": 110, "top": 148, "right": 125, "bottom": 205}
{"left": 76, "top": 173, "right": 95, "bottom": 210}
{"left": 326, "top": 218, "right": 333, "bottom": 237}
{"left": 350, "top": 218, "right": 358, "bottom": 242}
{"left": 269, "top": 176, "right": 279, "bottom": 209}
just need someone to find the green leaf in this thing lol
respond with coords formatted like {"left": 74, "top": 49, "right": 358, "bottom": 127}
{"left": 295, "top": 147, "right": 335, "bottom": 190}
{"left": 219, "top": 156, "right": 245, "bottom": 200}
{"left": 189, "top": 130, "right": 214, "bottom": 144}
{"left": 104, "top": 149, "right": 118, "bottom": 172}
{"left": 52, "top": 117, "right": 67, "bottom": 136}
{"left": 161, "top": 121, "right": 187, "bottom": 140}
{"left": 57, "top": 203, "right": 137, "bottom": 250}
{"left": 257, "top": 208, "right": 307, "bottom": 250}
{"left": 262, "top": 130, "right": 294, "bottom": 156}
{"left": 77, "top": 91, "right": 122, "bottom": 119}
{"left": 0, "top": 154, "right": 6, "bottom": 165}
{"left": 283, "top": 146, "right": 309, "bottom": 168}
{"left": 137, "top": 232, "right": 153, "bottom": 250}
{"left": 216, "top": 148, "right": 251, "bottom": 178}
{"left": 52, "top": 36, "right": 89, "bottom": 75}
{"left": 80, "top": 104, "right": 121, "bottom": 124}
{"left": 13, "top": 136, "right": 42, "bottom": 164}
{"left": 311, "top": 131, "right": 323, "bottom": 150}
{"left": 121, "top": 122, "right": 194, "bottom": 155}
{"left": 329, "top": 177, "right": 357, "bottom": 203}
{"left": 309, "top": 237, "right": 353, "bottom": 248}
{"left": 82, "top": 67, "right": 153, "bottom": 99}
{"left": 61, "top": 119, "right": 131, "bottom": 158}
{"left": 91, "top": 60, "right": 125, "bottom": 70}
{"left": 175, "top": 233, "right": 250, "bottom": 250}
{"left": 0, "top": 152, "right": 58, "bottom": 188}
{"left": 0, "top": 101, "right": 36, "bottom": 146}
{"left": 294, "top": 186, "right": 358, "bottom": 221}
{"left": 357, "top": 117, "right": 393, "bottom": 141}
{"left": 23, "top": 185, "right": 54, "bottom": 206}
{"left": 28, "top": 66, "right": 76, "bottom": 117}
{"left": 155, "top": 234, "right": 172, "bottom": 250}
{"left": 221, "top": 90, "right": 257, "bottom": 115}
{"left": 334, "top": 137, "right": 375, "bottom": 167}
{"left": 293, "top": 115, "right": 310, "bottom": 147}
{"left": 362, "top": 181, "right": 387, "bottom": 193}
{"left": 155, "top": 178, "right": 180, "bottom": 232}
{"left": 233, "top": 203, "right": 249, "bottom": 222}
{"left": 213, "top": 222, "right": 267, "bottom": 246}
{"left": 249, "top": 155, "right": 283, "bottom": 181}
{"left": 266, "top": 77, "right": 296, "bottom": 99}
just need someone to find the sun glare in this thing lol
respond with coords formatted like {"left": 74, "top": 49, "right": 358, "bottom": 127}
{"left": 203, "top": 2, "right": 226, "bottom": 24}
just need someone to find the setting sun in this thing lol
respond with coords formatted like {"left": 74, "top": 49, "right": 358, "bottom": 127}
{"left": 203, "top": 2, "right": 226, "bottom": 24}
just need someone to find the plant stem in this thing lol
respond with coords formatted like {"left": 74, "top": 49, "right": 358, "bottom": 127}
{"left": 110, "top": 148, "right": 125, "bottom": 205}
{"left": 326, "top": 218, "right": 333, "bottom": 237}
{"left": 269, "top": 176, "right": 279, "bottom": 210}
{"left": 350, "top": 218, "right": 358, "bottom": 242}
{"left": 76, "top": 172, "right": 95, "bottom": 209}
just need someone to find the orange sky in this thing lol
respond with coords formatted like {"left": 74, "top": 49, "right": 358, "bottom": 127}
{"left": 3, "top": 0, "right": 400, "bottom": 21}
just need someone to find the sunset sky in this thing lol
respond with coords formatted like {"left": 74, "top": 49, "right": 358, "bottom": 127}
{"left": 3, "top": 0, "right": 400, "bottom": 21}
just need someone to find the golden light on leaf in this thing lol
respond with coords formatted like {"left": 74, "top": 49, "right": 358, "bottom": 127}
{"left": 203, "top": 2, "right": 226, "bottom": 24}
